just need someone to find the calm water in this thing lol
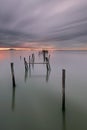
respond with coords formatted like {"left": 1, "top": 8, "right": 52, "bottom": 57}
{"left": 0, "top": 50, "right": 87, "bottom": 130}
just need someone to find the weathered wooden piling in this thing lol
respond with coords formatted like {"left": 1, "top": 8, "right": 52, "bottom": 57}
{"left": 42, "top": 50, "right": 45, "bottom": 62}
{"left": 42, "top": 50, "right": 48, "bottom": 62}
{"left": 11, "top": 63, "right": 16, "bottom": 87}
{"left": 24, "top": 57, "right": 28, "bottom": 70}
{"left": 29, "top": 56, "right": 31, "bottom": 68}
{"left": 32, "top": 53, "right": 35, "bottom": 63}
{"left": 62, "top": 69, "right": 66, "bottom": 112}
{"left": 45, "top": 57, "right": 51, "bottom": 71}
{"left": 31, "top": 54, "right": 35, "bottom": 69}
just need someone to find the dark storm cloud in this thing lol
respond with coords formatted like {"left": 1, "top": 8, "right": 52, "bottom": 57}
{"left": 0, "top": 0, "right": 87, "bottom": 48}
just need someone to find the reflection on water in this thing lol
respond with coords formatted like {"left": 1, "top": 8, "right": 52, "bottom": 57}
{"left": 0, "top": 50, "right": 87, "bottom": 130}
{"left": 25, "top": 64, "right": 51, "bottom": 82}
{"left": 12, "top": 86, "right": 16, "bottom": 111}
{"left": 29, "top": 66, "right": 31, "bottom": 77}
{"left": 24, "top": 68, "right": 28, "bottom": 82}
{"left": 62, "top": 111, "right": 66, "bottom": 130}
{"left": 46, "top": 69, "right": 51, "bottom": 82}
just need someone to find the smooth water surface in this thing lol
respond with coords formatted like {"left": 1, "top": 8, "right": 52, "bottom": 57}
{"left": 0, "top": 50, "right": 87, "bottom": 130}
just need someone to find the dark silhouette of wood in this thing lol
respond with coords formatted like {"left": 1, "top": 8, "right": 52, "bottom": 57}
{"left": 24, "top": 57, "right": 28, "bottom": 70}
{"left": 28, "top": 62, "right": 48, "bottom": 64}
{"left": 31, "top": 53, "right": 35, "bottom": 69}
{"left": 45, "top": 57, "right": 51, "bottom": 71}
{"left": 32, "top": 53, "right": 35, "bottom": 63}
{"left": 62, "top": 69, "right": 66, "bottom": 112}
{"left": 29, "top": 56, "right": 31, "bottom": 68}
{"left": 42, "top": 50, "right": 48, "bottom": 62}
{"left": 11, "top": 63, "right": 16, "bottom": 87}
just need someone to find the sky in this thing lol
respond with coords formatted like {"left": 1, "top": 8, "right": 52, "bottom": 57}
{"left": 0, "top": 0, "right": 87, "bottom": 50}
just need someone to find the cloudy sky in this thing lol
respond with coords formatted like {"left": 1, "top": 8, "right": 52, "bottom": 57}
{"left": 0, "top": 0, "right": 87, "bottom": 49}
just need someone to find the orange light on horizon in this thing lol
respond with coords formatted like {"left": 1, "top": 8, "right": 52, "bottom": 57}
{"left": 0, "top": 47, "right": 56, "bottom": 51}
{"left": 0, "top": 48, "right": 10, "bottom": 50}
{"left": 0, "top": 47, "right": 87, "bottom": 51}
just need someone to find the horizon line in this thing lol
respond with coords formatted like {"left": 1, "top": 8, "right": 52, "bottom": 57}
{"left": 0, "top": 47, "right": 87, "bottom": 51}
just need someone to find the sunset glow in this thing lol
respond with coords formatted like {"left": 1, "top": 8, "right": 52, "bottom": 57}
{"left": 1, "top": 47, "right": 87, "bottom": 51}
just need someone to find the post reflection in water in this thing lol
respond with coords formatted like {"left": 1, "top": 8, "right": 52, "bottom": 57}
{"left": 12, "top": 87, "right": 16, "bottom": 111}
{"left": 46, "top": 69, "right": 51, "bottom": 82}
{"left": 29, "top": 65, "right": 31, "bottom": 78}
{"left": 32, "top": 63, "right": 34, "bottom": 69}
{"left": 24, "top": 68, "right": 28, "bottom": 82}
{"left": 24, "top": 66, "right": 50, "bottom": 82}
{"left": 62, "top": 111, "right": 66, "bottom": 130}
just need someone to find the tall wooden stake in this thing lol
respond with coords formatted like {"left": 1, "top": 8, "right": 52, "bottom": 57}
{"left": 62, "top": 69, "right": 65, "bottom": 112}
{"left": 11, "top": 63, "right": 16, "bottom": 87}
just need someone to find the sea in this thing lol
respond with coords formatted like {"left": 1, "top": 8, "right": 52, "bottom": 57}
{"left": 0, "top": 50, "right": 87, "bottom": 130}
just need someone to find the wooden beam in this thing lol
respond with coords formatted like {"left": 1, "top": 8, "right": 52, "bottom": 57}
{"left": 28, "top": 62, "right": 48, "bottom": 64}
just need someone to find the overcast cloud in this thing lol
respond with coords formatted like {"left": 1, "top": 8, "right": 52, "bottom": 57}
{"left": 0, "top": 0, "right": 87, "bottom": 49}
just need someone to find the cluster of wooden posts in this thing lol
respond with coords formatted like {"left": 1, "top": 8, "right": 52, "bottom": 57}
{"left": 10, "top": 51, "right": 66, "bottom": 112}
{"left": 23, "top": 54, "right": 51, "bottom": 72}
{"left": 10, "top": 62, "right": 66, "bottom": 112}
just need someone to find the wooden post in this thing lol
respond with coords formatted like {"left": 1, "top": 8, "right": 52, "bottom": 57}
{"left": 11, "top": 63, "right": 16, "bottom": 87}
{"left": 24, "top": 57, "right": 28, "bottom": 70}
{"left": 29, "top": 56, "right": 31, "bottom": 68}
{"left": 43, "top": 51, "right": 46, "bottom": 62}
{"left": 62, "top": 69, "right": 65, "bottom": 112}
{"left": 45, "top": 57, "right": 51, "bottom": 71}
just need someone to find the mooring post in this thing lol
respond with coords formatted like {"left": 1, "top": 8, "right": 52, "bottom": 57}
{"left": 11, "top": 63, "right": 16, "bottom": 87}
{"left": 42, "top": 50, "right": 47, "bottom": 62}
{"left": 45, "top": 57, "right": 48, "bottom": 71}
{"left": 45, "top": 57, "right": 51, "bottom": 71}
{"left": 62, "top": 69, "right": 65, "bottom": 112}
{"left": 29, "top": 56, "right": 31, "bottom": 68}
{"left": 24, "top": 57, "right": 28, "bottom": 70}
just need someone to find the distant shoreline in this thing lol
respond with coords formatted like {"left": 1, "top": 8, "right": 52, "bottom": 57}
{"left": 0, "top": 49, "right": 87, "bottom": 52}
